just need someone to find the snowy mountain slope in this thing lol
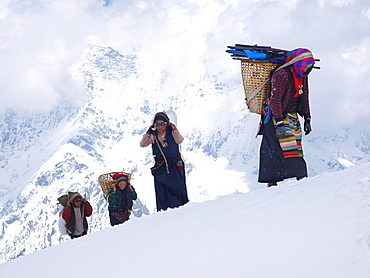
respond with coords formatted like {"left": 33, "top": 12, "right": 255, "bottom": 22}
{"left": 304, "top": 126, "right": 370, "bottom": 176}
{"left": 0, "top": 107, "right": 78, "bottom": 198}
{"left": 1, "top": 163, "right": 370, "bottom": 278}
{"left": 1, "top": 44, "right": 370, "bottom": 263}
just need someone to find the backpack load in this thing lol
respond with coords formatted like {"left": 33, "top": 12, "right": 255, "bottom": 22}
{"left": 98, "top": 172, "right": 132, "bottom": 200}
{"left": 226, "top": 44, "right": 320, "bottom": 114}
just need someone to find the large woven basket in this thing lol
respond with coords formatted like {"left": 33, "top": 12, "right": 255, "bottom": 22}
{"left": 240, "top": 60, "right": 279, "bottom": 114}
{"left": 98, "top": 172, "right": 132, "bottom": 200}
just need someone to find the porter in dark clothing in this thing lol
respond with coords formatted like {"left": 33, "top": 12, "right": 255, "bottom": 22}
{"left": 140, "top": 112, "right": 189, "bottom": 211}
{"left": 258, "top": 48, "right": 315, "bottom": 186}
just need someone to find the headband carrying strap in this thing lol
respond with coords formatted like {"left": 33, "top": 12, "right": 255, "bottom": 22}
{"left": 246, "top": 52, "right": 314, "bottom": 104}
{"left": 275, "top": 51, "right": 313, "bottom": 72}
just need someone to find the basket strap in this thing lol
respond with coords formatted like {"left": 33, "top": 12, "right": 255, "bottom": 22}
{"left": 154, "top": 135, "right": 169, "bottom": 174}
{"left": 80, "top": 203, "right": 85, "bottom": 236}
{"left": 247, "top": 52, "right": 313, "bottom": 103}
{"left": 274, "top": 51, "right": 313, "bottom": 72}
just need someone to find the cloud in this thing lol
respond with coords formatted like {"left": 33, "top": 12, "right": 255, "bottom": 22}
{"left": 0, "top": 0, "right": 103, "bottom": 113}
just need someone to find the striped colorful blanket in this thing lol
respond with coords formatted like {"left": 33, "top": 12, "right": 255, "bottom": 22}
{"left": 275, "top": 113, "right": 303, "bottom": 158}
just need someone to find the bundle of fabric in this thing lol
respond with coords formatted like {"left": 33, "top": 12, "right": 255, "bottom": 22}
{"left": 57, "top": 191, "right": 79, "bottom": 207}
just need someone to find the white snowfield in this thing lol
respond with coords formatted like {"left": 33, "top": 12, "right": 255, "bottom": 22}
{"left": 1, "top": 163, "right": 370, "bottom": 278}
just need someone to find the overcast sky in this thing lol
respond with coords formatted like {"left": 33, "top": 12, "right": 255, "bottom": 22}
{"left": 0, "top": 0, "right": 369, "bottom": 130}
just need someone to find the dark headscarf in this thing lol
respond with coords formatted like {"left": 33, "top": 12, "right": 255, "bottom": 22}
{"left": 153, "top": 112, "right": 170, "bottom": 124}
{"left": 115, "top": 175, "right": 128, "bottom": 185}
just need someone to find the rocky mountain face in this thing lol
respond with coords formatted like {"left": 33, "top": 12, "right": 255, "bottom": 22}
{"left": 0, "top": 44, "right": 370, "bottom": 263}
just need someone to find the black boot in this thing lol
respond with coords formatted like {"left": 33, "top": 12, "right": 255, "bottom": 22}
{"left": 267, "top": 182, "right": 277, "bottom": 187}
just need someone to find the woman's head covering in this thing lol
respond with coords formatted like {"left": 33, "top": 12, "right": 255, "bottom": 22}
{"left": 285, "top": 48, "right": 315, "bottom": 78}
{"left": 112, "top": 173, "right": 122, "bottom": 180}
{"left": 70, "top": 192, "right": 82, "bottom": 202}
{"left": 113, "top": 174, "right": 129, "bottom": 186}
{"left": 153, "top": 112, "right": 169, "bottom": 123}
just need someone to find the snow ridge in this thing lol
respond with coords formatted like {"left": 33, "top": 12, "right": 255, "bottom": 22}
{"left": 0, "top": 163, "right": 370, "bottom": 277}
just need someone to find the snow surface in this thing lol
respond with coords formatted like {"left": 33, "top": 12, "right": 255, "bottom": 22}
{"left": 1, "top": 163, "right": 370, "bottom": 278}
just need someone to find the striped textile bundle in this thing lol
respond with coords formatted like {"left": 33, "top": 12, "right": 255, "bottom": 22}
{"left": 275, "top": 113, "right": 303, "bottom": 158}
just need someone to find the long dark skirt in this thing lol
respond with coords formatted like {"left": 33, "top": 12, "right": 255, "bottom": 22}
{"left": 109, "top": 210, "right": 130, "bottom": 226}
{"left": 258, "top": 120, "right": 307, "bottom": 183}
{"left": 151, "top": 157, "right": 189, "bottom": 211}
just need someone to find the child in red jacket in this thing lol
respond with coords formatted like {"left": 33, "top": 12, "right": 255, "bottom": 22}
{"left": 62, "top": 192, "right": 93, "bottom": 239}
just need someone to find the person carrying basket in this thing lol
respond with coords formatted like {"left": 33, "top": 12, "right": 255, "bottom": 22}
{"left": 108, "top": 173, "right": 137, "bottom": 226}
{"left": 258, "top": 48, "right": 315, "bottom": 187}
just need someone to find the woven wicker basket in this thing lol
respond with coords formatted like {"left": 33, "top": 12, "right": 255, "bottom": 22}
{"left": 240, "top": 60, "right": 279, "bottom": 114}
{"left": 98, "top": 172, "right": 132, "bottom": 200}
